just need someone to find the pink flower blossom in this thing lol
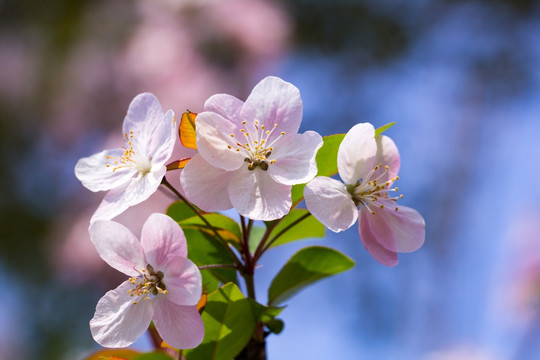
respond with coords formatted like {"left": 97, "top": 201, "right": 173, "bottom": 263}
{"left": 304, "top": 123, "right": 425, "bottom": 266}
{"left": 181, "top": 76, "right": 323, "bottom": 221}
{"left": 89, "top": 213, "right": 204, "bottom": 349}
{"left": 75, "top": 93, "right": 176, "bottom": 222}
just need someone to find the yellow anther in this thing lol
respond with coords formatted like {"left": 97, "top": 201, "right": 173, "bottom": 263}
{"left": 380, "top": 205, "right": 384, "bottom": 209}
{"left": 385, "top": 165, "right": 389, "bottom": 170}
{"left": 163, "top": 290, "right": 168, "bottom": 294}
{"left": 230, "top": 134, "right": 234, "bottom": 137}
{"left": 399, "top": 194, "right": 404, "bottom": 198}
{"left": 270, "top": 160, "right": 276, "bottom": 164}
{"left": 261, "top": 125, "right": 265, "bottom": 129}
{"left": 133, "top": 301, "right": 137, "bottom": 305}
{"left": 266, "top": 130, "right": 270, "bottom": 134}
{"left": 227, "top": 145, "right": 232, "bottom": 149}
{"left": 274, "top": 124, "right": 278, "bottom": 127}
{"left": 242, "top": 121, "right": 246, "bottom": 124}
{"left": 280, "top": 131, "right": 285, "bottom": 135}
{"left": 371, "top": 211, "right": 376, "bottom": 215}
{"left": 395, "top": 207, "right": 399, "bottom": 211}
{"left": 236, "top": 149, "right": 240, "bottom": 152}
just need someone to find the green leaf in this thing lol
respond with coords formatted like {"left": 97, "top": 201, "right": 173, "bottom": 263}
{"left": 247, "top": 298, "right": 284, "bottom": 323}
{"left": 374, "top": 122, "right": 396, "bottom": 137}
{"left": 185, "top": 283, "right": 256, "bottom": 360}
{"left": 268, "top": 246, "right": 355, "bottom": 306}
{"left": 248, "top": 226, "right": 265, "bottom": 253}
{"left": 180, "top": 214, "right": 242, "bottom": 245}
{"left": 183, "top": 228, "right": 236, "bottom": 292}
{"left": 84, "top": 349, "right": 141, "bottom": 360}
{"left": 166, "top": 201, "right": 199, "bottom": 222}
{"left": 133, "top": 353, "right": 174, "bottom": 360}
{"left": 266, "top": 209, "right": 324, "bottom": 248}
{"left": 266, "top": 319, "right": 284, "bottom": 334}
{"left": 291, "top": 134, "right": 345, "bottom": 207}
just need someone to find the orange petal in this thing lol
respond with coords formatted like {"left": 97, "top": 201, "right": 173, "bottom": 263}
{"left": 166, "top": 158, "right": 191, "bottom": 171}
{"left": 179, "top": 110, "right": 198, "bottom": 149}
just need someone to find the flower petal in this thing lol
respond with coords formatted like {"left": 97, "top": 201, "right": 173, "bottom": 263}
{"left": 338, "top": 123, "right": 377, "bottom": 185}
{"left": 141, "top": 213, "right": 188, "bottom": 268}
{"left": 204, "top": 93, "right": 244, "bottom": 120}
{"left": 196, "top": 112, "right": 244, "bottom": 171}
{"left": 148, "top": 109, "right": 176, "bottom": 168}
{"left": 161, "top": 257, "right": 202, "bottom": 306}
{"left": 304, "top": 177, "right": 358, "bottom": 232}
{"left": 366, "top": 201, "right": 425, "bottom": 253}
{"left": 122, "top": 93, "right": 167, "bottom": 155}
{"left": 180, "top": 154, "right": 233, "bottom": 212}
{"left": 268, "top": 131, "right": 323, "bottom": 185}
{"left": 90, "top": 280, "right": 154, "bottom": 348}
{"left": 241, "top": 76, "right": 303, "bottom": 138}
{"left": 89, "top": 220, "right": 146, "bottom": 275}
{"left": 75, "top": 148, "right": 136, "bottom": 192}
{"left": 358, "top": 209, "right": 399, "bottom": 267}
{"left": 228, "top": 167, "right": 291, "bottom": 221}
{"left": 374, "top": 135, "right": 400, "bottom": 182}
{"left": 91, "top": 167, "right": 166, "bottom": 222}
{"left": 152, "top": 301, "right": 204, "bottom": 350}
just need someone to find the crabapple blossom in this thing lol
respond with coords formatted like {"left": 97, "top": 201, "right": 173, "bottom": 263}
{"left": 304, "top": 123, "right": 425, "bottom": 266}
{"left": 75, "top": 93, "right": 176, "bottom": 222}
{"left": 89, "top": 213, "right": 204, "bottom": 349}
{"left": 181, "top": 76, "right": 323, "bottom": 221}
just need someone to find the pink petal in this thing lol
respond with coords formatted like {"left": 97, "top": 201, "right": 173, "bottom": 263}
{"left": 75, "top": 148, "right": 136, "bottom": 192}
{"left": 337, "top": 123, "right": 377, "bottom": 185}
{"left": 90, "top": 280, "right": 154, "bottom": 348}
{"left": 161, "top": 257, "right": 202, "bottom": 306}
{"left": 91, "top": 168, "right": 166, "bottom": 222}
{"left": 374, "top": 135, "right": 400, "bottom": 182}
{"left": 304, "top": 177, "right": 358, "bottom": 232}
{"left": 240, "top": 76, "right": 303, "bottom": 139}
{"left": 268, "top": 131, "right": 323, "bottom": 185}
{"left": 228, "top": 167, "right": 291, "bottom": 221}
{"left": 196, "top": 112, "right": 244, "bottom": 171}
{"left": 89, "top": 220, "right": 146, "bottom": 275}
{"left": 152, "top": 301, "right": 204, "bottom": 350}
{"left": 180, "top": 154, "right": 233, "bottom": 212}
{"left": 204, "top": 93, "right": 244, "bottom": 120}
{"left": 140, "top": 213, "right": 188, "bottom": 269}
{"left": 365, "top": 201, "right": 425, "bottom": 253}
{"left": 358, "top": 209, "right": 399, "bottom": 267}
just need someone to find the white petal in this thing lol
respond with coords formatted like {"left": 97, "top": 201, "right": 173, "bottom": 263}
{"left": 148, "top": 109, "right": 176, "bottom": 168}
{"left": 338, "top": 123, "right": 377, "bottom": 184}
{"left": 196, "top": 112, "right": 244, "bottom": 171}
{"left": 374, "top": 135, "right": 400, "bottom": 182}
{"left": 241, "top": 76, "right": 303, "bottom": 138}
{"left": 228, "top": 167, "right": 291, "bottom": 221}
{"left": 161, "top": 257, "right": 202, "bottom": 306}
{"left": 304, "top": 177, "right": 358, "bottom": 232}
{"left": 89, "top": 220, "right": 146, "bottom": 276}
{"left": 75, "top": 148, "right": 136, "bottom": 192}
{"left": 141, "top": 213, "right": 188, "bottom": 269}
{"left": 122, "top": 93, "right": 166, "bottom": 154}
{"left": 268, "top": 131, "right": 323, "bottom": 185}
{"left": 90, "top": 280, "right": 154, "bottom": 348}
{"left": 204, "top": 93, "right": 244, "bottom": 120}
{"left": 91, "top": 168, "right": 166, "bottom": 222}
{"left": 152, "top": 301, "right": 204, "bottom": 349}
{"left": 180, "top": 154, "right": 233, "bottom": 211}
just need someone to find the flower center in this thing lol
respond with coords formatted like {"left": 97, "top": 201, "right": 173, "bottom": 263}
{"left": 227, "top": 120, "right": 286, "bottom": 171}
{"left": 105, "top": 131, "right": 153, "bottom": 175}
{"left": 127, "top": 263, "right": 168, "bottom": 305}
{"left": 347, "top": 163, "right": 404, "bottom": 215}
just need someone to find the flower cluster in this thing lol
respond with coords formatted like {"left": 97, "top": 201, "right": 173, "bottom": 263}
{"left": 75, "top": 76, "right": 425, "bottom": 351}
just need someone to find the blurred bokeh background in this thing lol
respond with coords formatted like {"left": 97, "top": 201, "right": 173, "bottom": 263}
{"left": 1, "top": 0, "right": 540, "bottom": 359}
